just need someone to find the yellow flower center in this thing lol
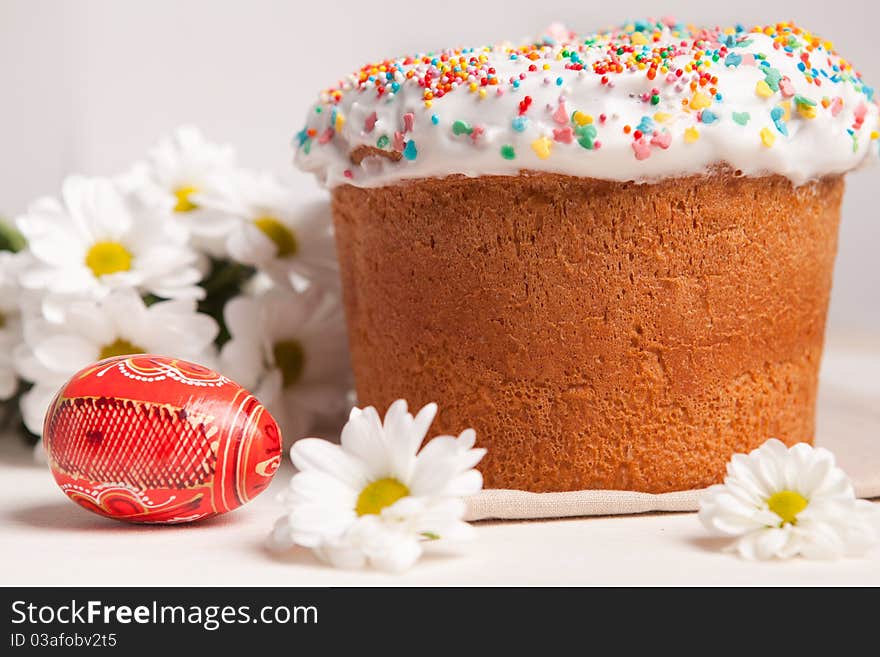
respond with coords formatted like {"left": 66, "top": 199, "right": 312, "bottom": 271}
{"left": 767, "top": 490, "right": 809, "bottom": 525}
{"left": 272, "top": 339, "right": 305, "bottom": 388}
{"left": 356, "top": 478, "right": 410, "bottom": 516}
{"left": 173, "top": 185, "right": 200, "bottom": 212}
{"left": 85, "top": 241, "right": 133, "bottom": 277}
{"left": 254, "top": 216, "right": 298, "bottom": 258}
{"left": 99, "top": 338, "right": 144, "bottom": 360}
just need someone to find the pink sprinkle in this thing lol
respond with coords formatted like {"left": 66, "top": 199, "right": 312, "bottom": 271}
{"left": 650, "top": 131, "right": 671, "bottom": 149}
{"left": 665, "top": 73, "right": 678, "bottom": 83}
{"left": 854, "top": 101, "right": 868, "bottom": 122}
{"left": 364, "top": 112, "right": 378, "bottom": 133}
{"left": 830, "top": 97, "right": 844, "bottom": 117}
{"left": 599, "top": 113, "right": 607, "bottom": 124}
{"left": 553, "top": 126, "right": 574, "bottom": 143}
{"left": 741, "top": 54, "right": 756, "bottom": 66}
{"left": 403, "top": 112, "right": 415, "bottom": 132}
{"left": 632, "top": 138, "right": 652, "bottom": 160}
{"left": 470, "top": 125, "right": 485, "bottom": 143}
{"left": 779, "top": 77, "right": 795, "bottom": 98}
{"left": 593, "top": 141, "right": 602, "bottom": 149}
{"left": 393, "top": 131, "right": 405, "bottom": 151}
{"left": 343, "top": 170, "right": 353, "bottom": 179}
{"left": 318, "top": 128, "right": 334, "bottom": 144}
{"left": 552, "top": 100, "right": 568, "bottom": 125}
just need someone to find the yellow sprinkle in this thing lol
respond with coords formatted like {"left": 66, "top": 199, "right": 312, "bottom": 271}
{"left": 760, "top": 127, "right": 776, "bottom": 147}
{"left": 531, "top": 136, "right": 553, "bottom": 160}
{"left": 334, "top": 113, "right": 345, "bottom": 131}
{"left": 478, "top": 88, "right": 487, "bottom": 99}
{"left": 823, "top": 40, "right": 834, "bottom": 51}
{"left": 653, "top": 112, "right": 672, "bottom": 124}
{"left": 542, "top": 63, "right": 550, "bottom": 70}
{"left": 468, "top": 82, "right": 478, "bottom": 92}
{"left": 572, "top": 111, "right": 593, "bottom": 126}
{"left": 871, "top": 131, "right": 879, "bottom": 140}
{"left": 631, "top": 32, "right": 648, "bottom": 45}
{"left": 779, "top": 101, "right": 791, "bottom": 122}
{"left": 424, "top": 100, "right": 433, "bottom": 109}
{"left": 755, "top": 80, "right": 773, "bottom": 98}
{"left": 684, "top": 127, "right": 700, "bottom": 143}
{"left": 796, "top": 102, "right": 817, "bottom": 120}
{"left": 689, "top": 92, "right": 712, "bottom": 110}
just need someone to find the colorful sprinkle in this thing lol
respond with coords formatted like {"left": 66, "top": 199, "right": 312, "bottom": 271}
{"left": 576, "top": 124, "right": 598, "bottom": 150}
{"left": 755, "top": 80, "right": 774, "bottom": 98}
{"left": 724, "top": 52, "right": 742, "bottom": 68}
{"left": 684, "top": 127, "right": 700, "bottom": 143}
{"left": 701, "top": 110, "right": 719, "bottom": 125}
{"left": 512, "top": 116, "right": 528, "bottom": 132}
{"left": 452, "top": 120, "right": 473, "bottom": 136}
{"left": 500, "top": 145, "right": 516, "bottom": 160}
{"left": 732, "top": 111, "right": 750, "bottom": 125}
{"left": 532, "top": 136, "right": 553, "bottom": 159}
{"left": 402, "top": 140, "right": 418, "bottom": 160}
{"left": 771, "top": 106, "right": 789, "bottom": 135}
{"left": 795, "top": 95, "right": 817, "bottom": 119}
{"left": 572, "top": 111, "right": 593, "bottom": 126}
{"left": 689, "top": 92, "right": 712, "bottom": 110}
{"left": 760, "top": 127, "right": 776, "bottom": 147}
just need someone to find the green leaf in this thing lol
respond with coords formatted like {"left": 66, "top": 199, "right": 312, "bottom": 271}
{"left": 0, "top": 218, "right": 26, "bottom": 252}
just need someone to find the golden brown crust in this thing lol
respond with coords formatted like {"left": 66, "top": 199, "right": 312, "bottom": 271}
{"left": 331, "top": 172, "right": 843, "bottom": 493}
{"left": 349, "top": 145, "right": 403, "bottom": 165}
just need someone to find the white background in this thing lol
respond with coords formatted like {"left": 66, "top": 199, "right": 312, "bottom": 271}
{"left": 1, "top": 0, "right": 878, "bottom": 335}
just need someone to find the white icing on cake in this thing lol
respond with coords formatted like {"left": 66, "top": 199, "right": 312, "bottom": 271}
{"left": 294, "top": 20, "right": 880, "bottom": 188}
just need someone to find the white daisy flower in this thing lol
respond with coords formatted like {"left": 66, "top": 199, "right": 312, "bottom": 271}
{"left": 198, "top": 171, "right": 338, "bottom": 288}
{"left": 270, "top": 400, "right": 486, "bottom": 573}
{"left": 125, "top": 126, "right": 240, "bottom": 254}
{"left": 219, "top": 286, "right": 350, "bottom": 441}
{"left": 13, "top": 289, "right": 218, "bottom": 434}
{"left": 16, "top": 175, "right": 204, "bottom": 301}
{"left": 0, "top": 251, "right": 26, "bottom": 400}
{"left": 699, "top": 439, "right": 879, "bottom": 560}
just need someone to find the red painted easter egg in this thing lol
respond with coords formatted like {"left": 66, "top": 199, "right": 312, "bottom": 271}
{"left": 43, "top": 354, "right": 282, "bottom": 524}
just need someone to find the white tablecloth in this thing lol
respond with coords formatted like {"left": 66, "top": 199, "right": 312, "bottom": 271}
{"left": 1, "top": 335, "right": 877, "bottom": 586}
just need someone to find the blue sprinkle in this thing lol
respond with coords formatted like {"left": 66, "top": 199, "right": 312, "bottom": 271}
{"left": 512, "top": 116, "right": 528, "bottom": 132}
{"left": 403, "top": 140, "right": 418, "bottom": 160}
{"left": 797, "top": 62, "right": 806, "bottom": 72}
{"left": 556, "top": 77, "right": 563, "bottom": 86}
{"left": 636, "top": 116, "right": 654, "bottom": 133}
{"left": 724, "top": 52, "right": 742, "bottom": 68}
{"left": 431, "top": 114, "right": 439, "bottom": 125}
{"left": 770, "top": 107, "right": 788, "bottom": 136}
{"left": 512, "top": 80, "right": 520, "bottom": 88}
{"left": 701, "top": 110, "right": 718, "bottom": 124}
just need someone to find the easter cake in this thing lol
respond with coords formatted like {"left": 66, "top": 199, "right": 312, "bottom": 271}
{"left": 294, "top": 20, "right": 879, "bottom": 493}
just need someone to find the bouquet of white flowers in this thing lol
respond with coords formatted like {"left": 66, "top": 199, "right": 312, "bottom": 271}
{"left": 0, "top": 126, "right": 351, "bottom": 452}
